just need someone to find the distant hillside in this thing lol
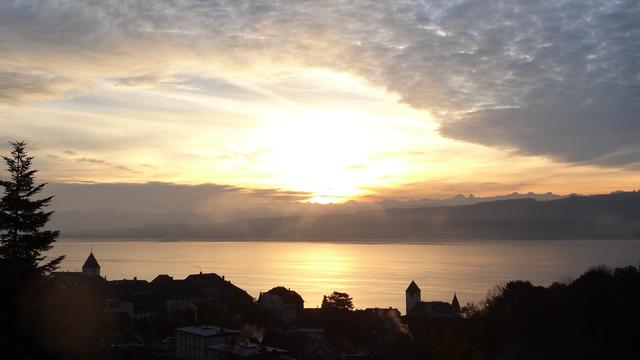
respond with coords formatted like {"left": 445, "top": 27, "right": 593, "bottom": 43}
{"left": 47, "top": 181, "right": 563, "bottom": 233}
{"left": 65, "top": 191, "right": 640, "bottom": 240}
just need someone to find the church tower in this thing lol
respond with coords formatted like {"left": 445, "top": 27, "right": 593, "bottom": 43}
{"left": 406, "top": 280, "right": 421, "bottom": 314}
{"left": 452, "top": 292, "right": 461, "bottom": 313}
{"left": 82, "top": 251, "right": 100, "bottom": 277}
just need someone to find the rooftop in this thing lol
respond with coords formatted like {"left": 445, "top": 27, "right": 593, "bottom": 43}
{"left": 176, "top": 325, "right": 241, "bottom": 337}
{"left": 82, "top": 252, "right": 100, "bottom": 269}
{"left": 152, "top": 278, "right": 206, "bottom": 299}
{"left": 151, "top": 274, "right": 173, "bottom": 284}
{"left": 406, "top": 280, "right": 421, "bottom": 294}
{"left": 262, "top": 286, "right": 304, "bottom": 305}
{"left": 207, "top": 342, "right": 287, "bottom": 357}
{"left": 408, "top": 301, "right": 459, "bottom": 317}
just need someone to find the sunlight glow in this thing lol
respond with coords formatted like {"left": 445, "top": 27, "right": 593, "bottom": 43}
{"left": 252, "top": 107, "right": 407, "bottom": 202}
{"left": 294, "top": 246, "right": 352, "bottom": 279}
{"left": 14, "top": 66, "right": 640, "bottom": 202}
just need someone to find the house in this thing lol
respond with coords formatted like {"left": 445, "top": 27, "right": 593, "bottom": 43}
{"left": 302, "top": 335, "right": 367, "bottom": 360}
{"left": 277, "top": 328, "right": 367, "bottom": 360}
{"left": 105, "top": 278, "right": 158, "bottom": 322}
{"left": 206, "top": 341, "right": 290, "bottom": 359}
{"left": 358, "top": 307, "right": 406, "bottom": 335}
{"left": 151, "top": 274, "right": 205, "bottom": 322}
{"left": 175, "top": 325, "right": 241, "bottom": 360}
{"left": 405, "top": 280, "right": 460, "bottom": 317}
{"left": 185, "top": 272, "right": 253, "bottom": 306}
{"left": 257, "top": 287, "right": 304, "bottom": 324}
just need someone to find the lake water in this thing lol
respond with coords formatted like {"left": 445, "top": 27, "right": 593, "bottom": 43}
{"left": 49, "top": 240, "right": 640, "bottom": 313}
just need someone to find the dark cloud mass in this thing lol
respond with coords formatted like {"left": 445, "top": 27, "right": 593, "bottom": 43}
{"left": 1, "top": 1, "right": 639, "bottom": 165}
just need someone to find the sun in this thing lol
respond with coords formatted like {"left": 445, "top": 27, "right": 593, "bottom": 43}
{"left": 252, "top": 107, "right": 397, "bottom": 202}
{"left": 222, "top": 68, "right": 443, "bottom": 203}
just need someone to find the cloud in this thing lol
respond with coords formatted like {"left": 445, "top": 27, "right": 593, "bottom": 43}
{"left": 111, "top": 75, "right": 165, "bottom": 87}
{"left": 40, "top": 181, "right": 313, "bottom": 232}
{"left": 440, "top": 85, "right": 640, "bottom": 166}
{"left": 0, "top": 71, "right": 72, "bottom": 104}
{"left": 1, "top": 0, "right": 639, "bottom": 166}
{"left": 69, "top": 154, "right": 139, "bottom": 174}
{"left": 76, "top": 157, "right": 106, "bottom": 164}
{"left": 44, "top": 181, "right": 314, "bottom": 214}
{"left": 245, "top": 188, "right": 314, "bottom": 202}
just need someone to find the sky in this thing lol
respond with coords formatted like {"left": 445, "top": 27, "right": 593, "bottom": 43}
{"left": 1, "top": 0, "right": 640, "bottom": 204}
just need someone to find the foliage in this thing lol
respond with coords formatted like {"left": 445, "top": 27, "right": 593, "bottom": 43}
{"left": 0, "top": 141, "right": 63, "bottom": 276}
{"left": 464, "top": 264, "right": 640, "bottom": 357}
{"left": 321, "top": 291, "right": 354, "bottom": 311}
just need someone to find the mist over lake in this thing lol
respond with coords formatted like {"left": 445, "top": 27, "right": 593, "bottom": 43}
{"left": 50, "top": 239, "right": 640, "bottom": 313}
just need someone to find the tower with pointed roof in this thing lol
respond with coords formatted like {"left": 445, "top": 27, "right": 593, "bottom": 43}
{"left": 406, "top": 280, "right": 421, "bottom": 314}
{"left": 82, "top": 251, "right": 100, "bottom": 277}
{"left": 452, "top": 293, "right": 460, "bottom": 312}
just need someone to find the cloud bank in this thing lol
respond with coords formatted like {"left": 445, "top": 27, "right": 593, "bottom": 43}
{"left": 1, "top": 0, "right": 639, "bottom": 167}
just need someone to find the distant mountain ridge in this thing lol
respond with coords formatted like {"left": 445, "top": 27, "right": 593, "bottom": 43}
{"left": 50, "top": 187, "right": 564, "bottom": 233}
{"left": 65, "top": 191, "right": 640, "bottom": 240}
{"left": 367, "top": 191, "right": 564, "bottom": 209}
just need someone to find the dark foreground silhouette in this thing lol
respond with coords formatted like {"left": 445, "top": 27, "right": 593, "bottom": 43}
{"left": 1, "top": 264, "right": 639, "bottom": 359}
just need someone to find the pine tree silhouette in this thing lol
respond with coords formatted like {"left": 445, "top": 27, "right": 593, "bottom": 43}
{"left": 0, "top": 141, "right": 63, "bottom": 276}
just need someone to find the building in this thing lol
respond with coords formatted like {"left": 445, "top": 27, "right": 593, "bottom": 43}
{"left": 105, "top": 278, "right": 158, "bottom": 322}
{"left": 406, "top": 281, "right": 421, "bottom": 315}
{"left": 206, "top": 341, "right": 290, "bottom": 359}
{"left": 302, "top": 335, "right": 367, "bottom": 360}
{"left": 103, "top": 272, "right": 253, "bottom": 324}
{"left": 185, "top": 272, "right": 253, "bottom": 306}
{"left": 358, "top": 307, "right": 405, "bottom": 335}
{"left": 176, "top": 325, "right": 241, "bottom": 360}
{"left": 405, "top": 280, "right": 460, "bottom": 317}
{"left": 151, "top": 275, "right": 205, "bottom": 322}
{"left": 52, "top": 251, "right": 107, "bottom": 288}
{"left": 82, "top": 251, "right": 101, "bottom": 276}
{"left": 257, "top": 287, "right": 304, "bottom": 324}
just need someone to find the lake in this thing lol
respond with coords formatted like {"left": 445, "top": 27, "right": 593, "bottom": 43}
{"left": 49, "top": 239, "right": 640, "bottom": 313}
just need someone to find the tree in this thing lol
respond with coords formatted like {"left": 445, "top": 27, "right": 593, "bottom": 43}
{"left": 321, "top": 291, "right": 354, "bottom": 311}
{"left": 0, "top": 141, "right": 63, "bottom": 276}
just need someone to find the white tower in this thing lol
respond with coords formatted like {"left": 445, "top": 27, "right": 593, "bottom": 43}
{"left": 406, "top": 280, "right": 421, "bottom": 314}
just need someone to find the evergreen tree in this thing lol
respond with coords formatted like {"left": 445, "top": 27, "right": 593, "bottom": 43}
{"left": 0, "top": 141, "right": 63, "bottom": 275}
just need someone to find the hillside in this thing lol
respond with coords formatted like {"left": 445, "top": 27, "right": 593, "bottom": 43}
{"left": 65, "top": 191, "right": 640, "bottom": 240}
